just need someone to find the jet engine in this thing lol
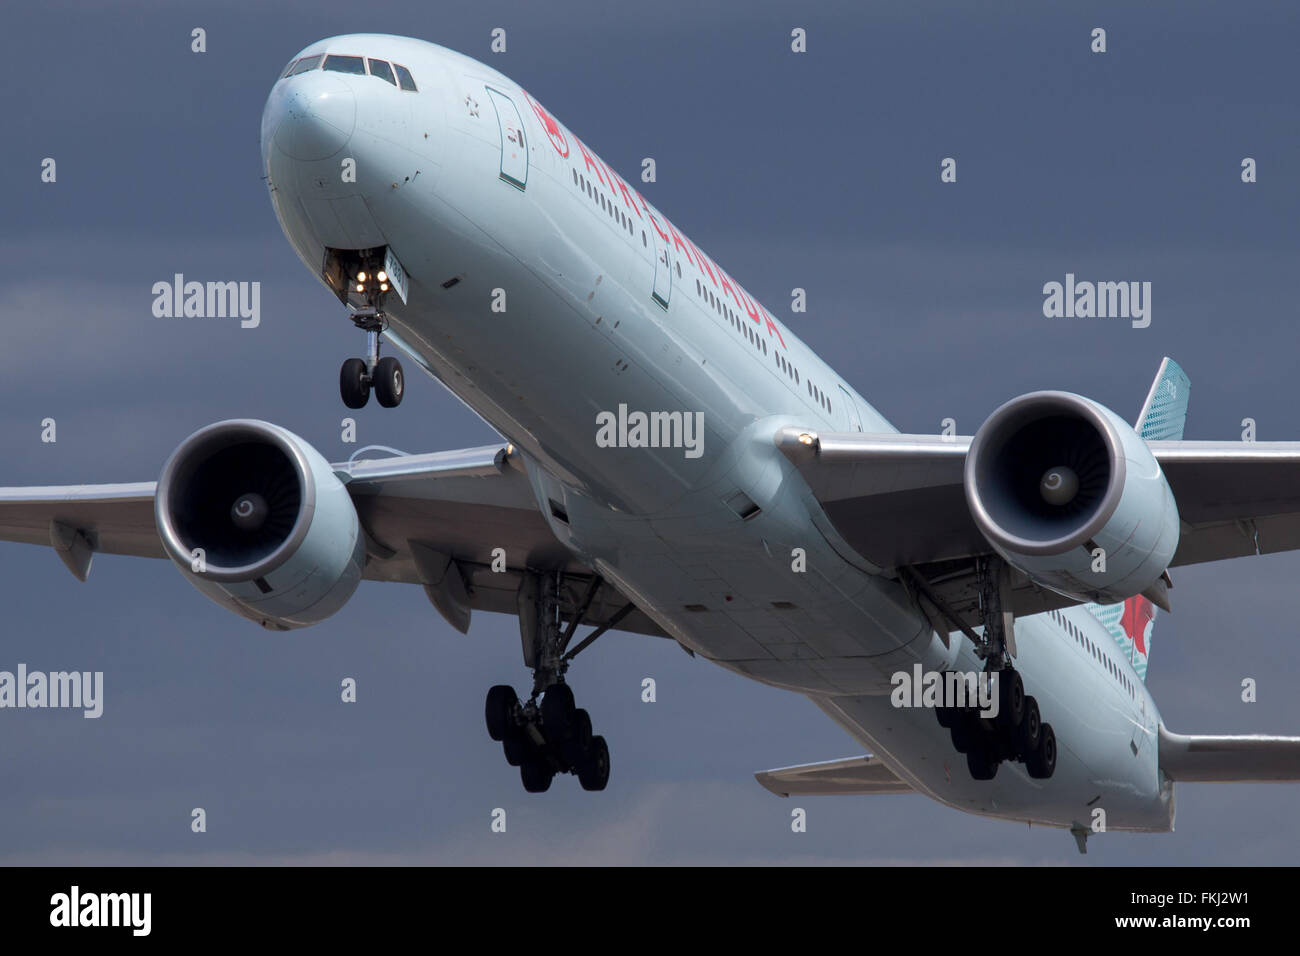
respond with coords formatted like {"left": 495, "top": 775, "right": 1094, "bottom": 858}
{"left": 964, "top": 391, "right": 1178, "bottom": 604}
{"left": 155, "top": 420, "right": 365, "bottom": 629}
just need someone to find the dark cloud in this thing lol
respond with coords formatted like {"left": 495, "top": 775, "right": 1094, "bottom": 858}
{"left": 1, "top": 0, "right": 1296, "bottom": 863}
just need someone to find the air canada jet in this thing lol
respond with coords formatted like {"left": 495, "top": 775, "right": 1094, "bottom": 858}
{"left": 5, "top": 34, "right": 1300, "bottom": 853}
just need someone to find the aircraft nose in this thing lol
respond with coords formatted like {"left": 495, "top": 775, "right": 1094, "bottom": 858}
{"left": 273, "top": 73, "right": 356, "bottom": 161}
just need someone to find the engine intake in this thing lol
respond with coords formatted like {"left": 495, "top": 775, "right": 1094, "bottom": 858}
{"left": 156, "top": 420, "right": 365, "bottom": 629}
{"left": 964, "top": 392, "right": 1179, "bottom": 604}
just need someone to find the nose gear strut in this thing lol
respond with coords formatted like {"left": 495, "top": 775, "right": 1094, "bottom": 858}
{"left": 339, "top": 307, "right": 404, "bottom": 409}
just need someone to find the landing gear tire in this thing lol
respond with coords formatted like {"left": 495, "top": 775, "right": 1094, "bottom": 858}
{"left": 373, "top": 356, "right": 404, "bottom": 408}
{"left": 521, "top": 758, "right": 553, "bottom": 793}
{"left": 967, "top": 747, "right": 998, "bottom": 781}
{"left": 1017, "top": 695, "right": 1042, "bottom": 757}
{"left": 950, "top": 711, "right": 976, "bottom": 754}
{"left": 502, "top": 733, "right": 529, "bottom": 767}
{"left": 578, "top": 735, "right": 610, "bottom": 791}
{"left": 340, "top": 358, "right": 370, "bottom": 409}
{"left": 1026, "top": 722, "right": 1057, "bottom": 779}
{"left": 540, "top": 683, "right": 576, "bottom": 735}
{"left": 561, "top": 708, "right": 593, "bottom": 766}
{"left": 485, "top": 685, "right": 518, "bottom": 742}
{"left": 995, "top": 669, "right": 1025, "bottom": 733}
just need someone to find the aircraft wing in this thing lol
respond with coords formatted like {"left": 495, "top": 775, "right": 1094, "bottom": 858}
{"left": 754, "top": 754, "right": 914, "bottom": 796}
{"left": 0, "top": 444, "right": 664, "bottom": 637}
{"left": 777, "top": 428, "right": 1300, "bottom": 623}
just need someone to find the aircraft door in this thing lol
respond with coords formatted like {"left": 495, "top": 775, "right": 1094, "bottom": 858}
{"left": 485, "top": 87, "right": 527, "bottom": 190}
{"left": 648, "top": 220, "right": 671, "bottom": 310}
{"left": 837, "top": 385, "right": 863, "bottom": 431}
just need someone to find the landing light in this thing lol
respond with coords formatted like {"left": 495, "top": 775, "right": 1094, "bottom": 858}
{"left": 357, "top": 271, "right": 367, "bottom": 282}
{"left": 355, "top": 283, "right": 365, "bottom": 293}
{"left": 377, "top": 271, "right": 388, "bottom": 282}
{"left": 380, "top": 282, "right": 389, "bottom": 291}
{"left": 798, "top": 433, "right": 816, "bottom": 446}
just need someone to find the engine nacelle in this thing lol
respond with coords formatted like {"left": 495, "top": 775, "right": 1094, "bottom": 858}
{"left": 155, "top": 420, "right": 365, "bottom": 630}
{"left": 964, "top": 391, "right": 1179, "bottom": 604}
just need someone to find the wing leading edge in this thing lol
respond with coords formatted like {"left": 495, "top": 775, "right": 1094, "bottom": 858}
{"left": 0, "top": 444, "right": 664, "bottom": 638}
{"left": 778, "top": 426, "right": 1300, "bottom": 571}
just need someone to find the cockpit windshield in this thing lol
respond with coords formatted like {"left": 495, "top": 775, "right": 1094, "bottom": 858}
{"left": 288, "top": 54, "right": 323, "bottom": 76}
{"left": 367, "top": 59, "right": 396, "bottom": 86}
{"left": 323, "top": 54, "right": 366, "bottom": 75}
{"left": 279, "top": 53, "right": 417, "bottom": 91}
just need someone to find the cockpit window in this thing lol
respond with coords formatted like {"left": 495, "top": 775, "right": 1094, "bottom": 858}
{"left": 394, "top": 64, "right": 418, "bottom": 92}
{"left": 280, "top": 58, "right": 298, "bottom": 78}
{"left": 289, "top": 54, "right": 322, "bottom": 75}
{"left": 368, "top": 59, "right": 397, "bottom": 86}
{"left": 324, "top": 55, "right": 367, "bottom": 75}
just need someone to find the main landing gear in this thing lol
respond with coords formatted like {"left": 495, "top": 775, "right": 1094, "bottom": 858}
{"left": 340, "top": 308, "right": 404, "bottom": 410}
{"left": 485, "top": 572, "right": 634, "bottom": 793}
{"left": 914, "top": 556, "right": 1058, "bottom": 782}
{"left": 937, "top": 667, "right": 1057, "bottom": 782}
{"left": 485, "top": 683, "right": 611, "bottom": 793}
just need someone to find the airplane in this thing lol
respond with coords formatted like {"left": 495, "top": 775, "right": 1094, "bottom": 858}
{"left": 4, "top": 32, "right": 1300, "bottom": 853}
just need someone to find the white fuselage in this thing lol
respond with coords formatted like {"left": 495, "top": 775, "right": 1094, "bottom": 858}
{"left": 261, "top": 34, "right": 1173, "bottom": 832}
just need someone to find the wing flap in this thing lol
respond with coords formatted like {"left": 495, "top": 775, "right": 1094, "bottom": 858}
{"left": 754, "top": 754, "right": 914, "bottom": 797}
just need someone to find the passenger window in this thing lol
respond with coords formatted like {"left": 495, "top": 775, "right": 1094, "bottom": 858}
{"left": 368, "top": 59, "right": 397, "bottom": 86}
{"left": 394, "top": 64, "right": 418, "bottom": 91}
{"left": 324, "top": 55, "right": 367, "bottom": 75}
{"left": 290, "top": 54, "right": 323, "bottom": 75}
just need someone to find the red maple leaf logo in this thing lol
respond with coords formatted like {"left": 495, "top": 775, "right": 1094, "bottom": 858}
{"left": 522, "top": 89, "right": 568, "bottom": 158}
{"left": 1120, "top": 596, "right": 1155, "bottom": 656}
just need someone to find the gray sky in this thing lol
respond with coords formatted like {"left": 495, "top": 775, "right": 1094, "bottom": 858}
{"left": 1, "top": 0, "right": 1298, "bottom": 864}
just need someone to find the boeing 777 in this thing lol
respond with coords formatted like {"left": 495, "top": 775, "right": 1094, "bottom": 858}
{"left": 5, "top": 34, "right": 1300, "bottom": 853}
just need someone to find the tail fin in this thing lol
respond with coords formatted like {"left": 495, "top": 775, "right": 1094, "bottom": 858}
{"left": 1084, "top": 357, "right": 1190, "bottom": 682}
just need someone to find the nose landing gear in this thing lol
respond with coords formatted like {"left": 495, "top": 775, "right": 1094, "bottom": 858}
{"left": 339, "top": 311, "right": 404, "bottom": 410}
